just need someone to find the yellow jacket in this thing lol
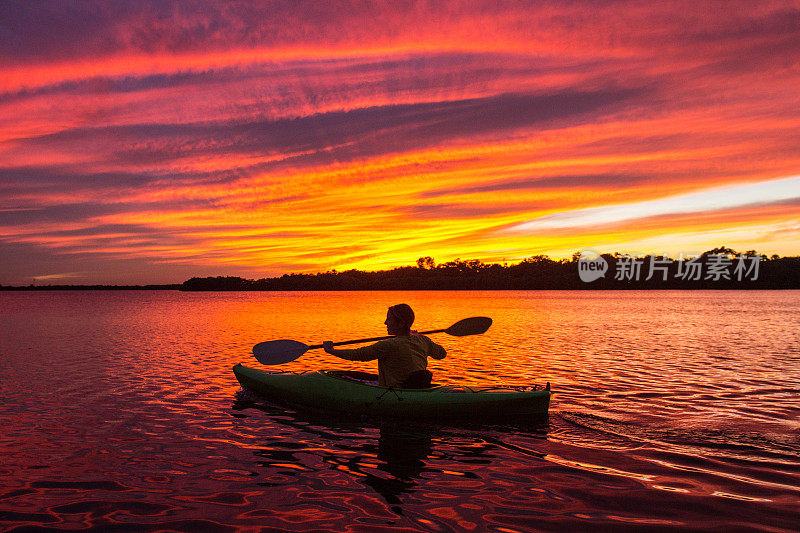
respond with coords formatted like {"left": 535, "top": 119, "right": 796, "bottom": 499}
{"left": 332, "top": 334, "right": 446, "bottom": 387}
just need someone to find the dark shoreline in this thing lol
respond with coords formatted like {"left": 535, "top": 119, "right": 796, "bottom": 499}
{"left": 4, "top": 265, "right": 799, "bottom": 291}
{"left": 5, "top": 253, "right": 798, "bottom": 291}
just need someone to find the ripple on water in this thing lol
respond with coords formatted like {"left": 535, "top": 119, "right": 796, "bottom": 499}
{"left": 1, "top": 290, "right": 800, "bottom": 531}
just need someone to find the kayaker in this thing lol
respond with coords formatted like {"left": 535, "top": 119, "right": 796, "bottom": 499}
{"left": 322, "top": 304, "right": 446, "bottom": 388}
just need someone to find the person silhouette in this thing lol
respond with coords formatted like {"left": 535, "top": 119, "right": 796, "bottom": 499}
{"left": 323, "top": 304, "right": 446, "bottom": 388}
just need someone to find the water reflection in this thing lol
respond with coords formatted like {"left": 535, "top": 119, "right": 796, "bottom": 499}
{"left": 232, "top": 392, "right": 548, "bottom": 515}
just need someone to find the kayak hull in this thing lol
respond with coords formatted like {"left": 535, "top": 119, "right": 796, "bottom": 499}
{"left": 233, "top": 364, "right": 550, "bottom": 420}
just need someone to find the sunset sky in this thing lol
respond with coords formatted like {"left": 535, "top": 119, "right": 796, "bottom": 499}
{"left": 2, "top": 1, "right": 800, "bottom": 284}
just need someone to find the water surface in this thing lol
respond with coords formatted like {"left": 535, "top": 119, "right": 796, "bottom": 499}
{"left": 1, "top": 290, "right": 799, "bottom": 531}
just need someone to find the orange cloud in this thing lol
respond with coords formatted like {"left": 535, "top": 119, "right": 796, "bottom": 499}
{"left": 1, "top": 1, "right": 799, "bottom": 284}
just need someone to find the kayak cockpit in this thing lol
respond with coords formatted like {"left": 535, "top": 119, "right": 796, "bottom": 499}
{"left": 323, "top": 369, "right": 438, "bottom": 390}
{"left": 325, "top": 369, "right": 379, "bottom": 386}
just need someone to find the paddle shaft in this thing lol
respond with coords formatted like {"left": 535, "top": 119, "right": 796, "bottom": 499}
{"left": 307, "top": 328, "right": 447, "bottom": 350}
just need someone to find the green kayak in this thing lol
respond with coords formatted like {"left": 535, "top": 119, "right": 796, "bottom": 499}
{"left": 233, "top": 364, "right": 551, "bottom": 420}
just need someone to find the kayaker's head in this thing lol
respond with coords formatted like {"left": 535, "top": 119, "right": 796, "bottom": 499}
{"left": 385, "top": 303, "right": 414, "bottom": 335}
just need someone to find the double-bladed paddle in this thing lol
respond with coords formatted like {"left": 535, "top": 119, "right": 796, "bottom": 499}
{"left": 252, "top": 316, "right": 492, "bottom": 365}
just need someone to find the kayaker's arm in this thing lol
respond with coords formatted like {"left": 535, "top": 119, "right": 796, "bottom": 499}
{"left": 322, "top": 340, "right": 384, "bottom": 361}
{"left": 422, "top": 336, "right": 447, "bottom": 359}
{"left": 429, "top": 342, "right": 446, "bottom": 360}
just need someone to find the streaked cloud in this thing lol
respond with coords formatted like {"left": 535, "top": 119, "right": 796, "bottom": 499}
{"left": 1, "top": 1, "right": 799, "bottom": 284}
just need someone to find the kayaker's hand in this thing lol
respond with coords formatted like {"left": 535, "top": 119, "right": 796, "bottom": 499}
{"left": 322, "top": 341, "right": 334, "bottom": 354}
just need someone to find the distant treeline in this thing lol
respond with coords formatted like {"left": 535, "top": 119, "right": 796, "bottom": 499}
{"left": 180, "top": 248, "right": 800, "bottom": 291}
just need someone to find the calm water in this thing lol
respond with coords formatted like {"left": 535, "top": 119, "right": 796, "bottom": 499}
{"left": 1, "top": 290, "right": 799, "bottom": 531}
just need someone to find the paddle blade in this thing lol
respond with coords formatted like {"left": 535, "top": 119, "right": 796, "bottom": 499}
{"left": 253, "top": 339, "right": 309, "bottom": 365}
{"left": 444, "top": 316, "right": 492, "bottom": 337}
